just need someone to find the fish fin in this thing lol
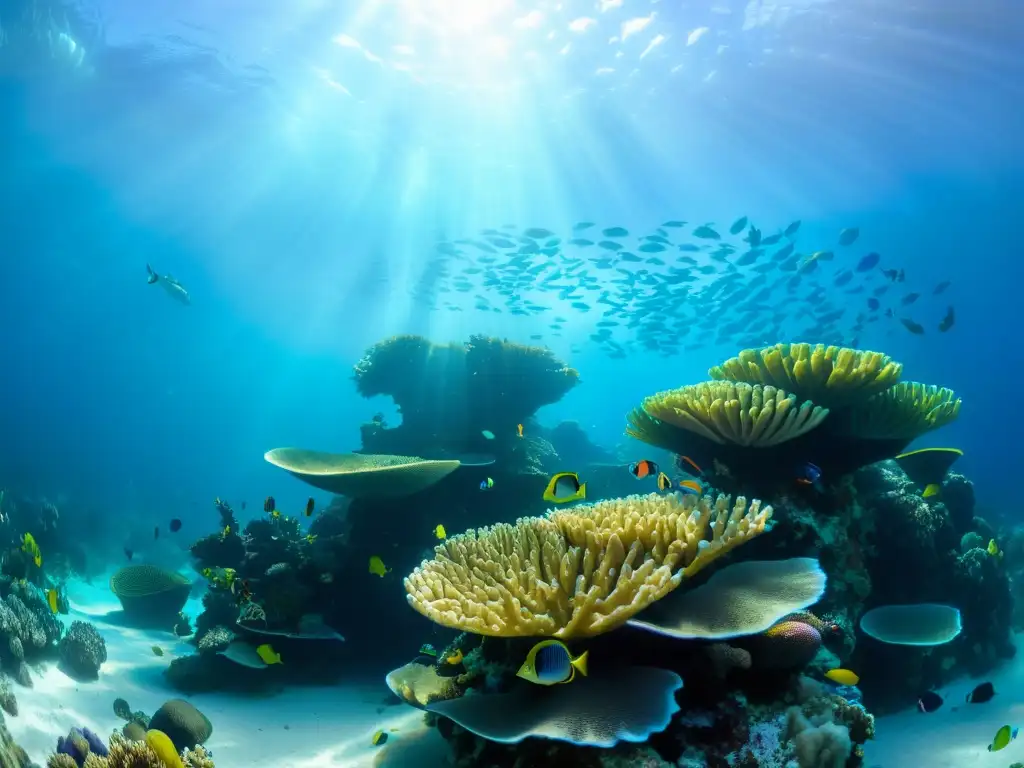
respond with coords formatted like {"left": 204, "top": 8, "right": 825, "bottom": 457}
{"left": 577, "top": 483, "right": 586, "bottom": 500}
{"left": 572, "top": 649, "right": 589, "bottom": 677}
{"left": 922, "top": 483, "right": 940, "bottom": 498}
{"left": 146, "top": 264, "right": 158, "bottom": 284}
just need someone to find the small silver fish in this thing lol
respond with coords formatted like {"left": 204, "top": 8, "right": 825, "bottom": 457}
{"left": 147, "top": 264, "right": 191, "bottom": 305}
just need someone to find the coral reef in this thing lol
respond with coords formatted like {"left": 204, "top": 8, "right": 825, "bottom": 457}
{"left": 405, "top": 492, "right": 773, "bottom": 637}
{"left": 626, "top": 342, "right": 960, "bottom": 489}
{"left": 58, "top": 621, "right": 107, "bottom": 680}
{"left": 46, "top": 732, "right": 215, "bottom": 768}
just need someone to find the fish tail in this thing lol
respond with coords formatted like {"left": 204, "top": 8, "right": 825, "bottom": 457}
{"left": 577, "top": 483, "right": 586, "bottom": 500}
{"left": 571, "top": 649, "right": 589, "bottom": 677}
{"left": 146, "top": 264, "right": 158, "bottom": 284}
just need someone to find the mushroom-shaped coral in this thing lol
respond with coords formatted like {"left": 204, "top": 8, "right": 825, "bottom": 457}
{"left": 264, "top": 448, "right": 460, "bottom": 498}
{"left": 58, "top": 621, "right": 107, "bottom": 680}
{"left": 352, "top": 334, "right": 579, "bottom": 454}
{"left": 423, "top": 666, "right": 682, "bottom": 748}
{"left": 404, "top": 491, "right": 773, "bottom": 638}
{"left": 708, "top": 343, "right": 903, "bottom": 408}
{"left": 832, "top": 381, "right": 961, "bottom": 439}
{"left": 109, "top": 565, "right": 191, "bottom": 625}
{"left": 627, "top": 382, "right": 829, "bottom": 449}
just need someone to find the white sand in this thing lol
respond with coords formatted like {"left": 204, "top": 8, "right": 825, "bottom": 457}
{"left": 6, "top": 578, "right": 452, "bottom": 767}
{"left": 13, "top": 577, "right": 1021, "bottom": 767}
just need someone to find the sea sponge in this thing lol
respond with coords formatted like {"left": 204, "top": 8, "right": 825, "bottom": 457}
{"left": 59, "top": 621, "right": 107, "bottom": 680}
{"left": 144, "top": 730, "right": 183, "bottom": 768}
{"left": 109, "top": 565, "right": 190, "bottom": 623}
{"left": 121, "top": 724, "right": 146, "bottom": 743}
{"left": 405, "top": 492, "right": 773, "bottom": 638}
{"left": 627, "top": 382, "right": 829, "bottom": 448}
{"left": 831, "top": 381, "right": 961, "bottom": 439}
{"left": 709, "top": 343, "right": 902, "bottom": 408}
{"left": 148, "top": 699, "right": 213, "bottom": 751}
{"left": 785, "top": 707, "right": 852, "bottom": 768}
{"left": 263, "top": 449, "right": 460, "bottom": 498}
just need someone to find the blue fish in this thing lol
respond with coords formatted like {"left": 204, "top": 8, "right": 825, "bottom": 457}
{"left": 797, "top": 462, "right": 824, "bottom": 491}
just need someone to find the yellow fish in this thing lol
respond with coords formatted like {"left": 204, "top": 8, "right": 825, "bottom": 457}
{"left": 271, "top": 510, "right": 281, "bottom": 519}
{"left": 824, "top": 668, "right": 860, "bottom": 686}
{"left": 220, "top": 525, "right": 231, "bottom": 540}
{"left": 516, "top": 639, "right": 588, "bottom": 685}
{"left": 988, "top": 724, "right": 1018, "bottom": 752}
{"left": 305, "top": 534, "right": 318, "bottom": 544}
{"left": 542, "top": 472, "right": 586, "bottom": 504}
{"left": 434, "top": 524, "right": 446, "bottom": 540}
{"left": 371, "top": 729, "right": 388, "bottom": 746}
{"left": 21, "top": 533, "right": 42, "bottom": 568}
{"left": 988, "top": 539, "right": 1003, "bottom": 559}
{"left": 922, "top": 483, "right": 940, "bottom": 498}
{"left": 368, "top": 556, "right": 391, "bottom": 578}
{"left": 46, "top": 588, "right": 58, "bottom": 614}
{"left": 446, "top": 649, "right": 464, "bottom": 665}
{"left": 151, "top": 646, "right": 164, "bottom": 657}
{"left": 256, "top": 644, "right": 282, "bottom": 665}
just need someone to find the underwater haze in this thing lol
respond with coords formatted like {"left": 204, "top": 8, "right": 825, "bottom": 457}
{"left": 0, "top": 0, "right": 1023, "bottom": 766}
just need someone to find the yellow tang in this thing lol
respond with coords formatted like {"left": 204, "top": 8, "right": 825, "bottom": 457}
{"left": 542, "top": 472, "right": 586, "bottom": 504}
{"left": 434, "top": 524, "right": 447, "bottom": 540}
{"left": 824, "top": 668, "right": 860, "bottom": 686}
{"left": 368, "top": 556, "right": 391, "bottom": 578}
{"left": 988, "top": 539, "right": 1002, "bottom": 559}
{"left": 516, "top": 639, "right": 588, "bottom": 686}
{"left": 46, "top": 588, "right": 58, "bottom": 614}
{"left": 256, "top": 644, "right": 282, "bottom": 665}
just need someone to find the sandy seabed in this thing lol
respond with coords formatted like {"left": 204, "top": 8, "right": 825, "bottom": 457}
{"left": 8, "top": 577, "right": 1023, "bottom": 767}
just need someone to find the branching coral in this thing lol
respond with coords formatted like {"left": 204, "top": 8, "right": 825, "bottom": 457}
{"left": 404, "top": 492, "right": 773, "bottom": 638}
{"left": 627, "top": 382, "right": 828, "bottom": 448}
{"left": 831, "top": 381, "right": 961, "bottom": 439}
{"left": 708, "top": 343, "right": 902, "bottom": 408}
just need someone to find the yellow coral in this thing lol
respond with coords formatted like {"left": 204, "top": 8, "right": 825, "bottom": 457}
{"left": 404, "top": 492, "right": 773, "bottom": 638}
{"left": 181, "top": 746, "right": 215, "bottom": 768}
{"left": 833, "top": 381, "right": 961, "bottom": 439}
{"left": 77, "top": 732, "right": 212, "bottom": 768}
{"left": 628, "top": 382, "right": 828, "bottom": 447}
{"left": 708, "top": 343, "right": 902, "bottom": 408}
{"left": 47, "top": 756, "right": 79, "bottom": 768}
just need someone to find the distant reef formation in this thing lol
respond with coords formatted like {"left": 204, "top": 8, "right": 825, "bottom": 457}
{"left": 172, "top": 338, "right": 1010, "bottom": 768}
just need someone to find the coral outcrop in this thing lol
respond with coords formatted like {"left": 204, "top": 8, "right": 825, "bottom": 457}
{"left": 58, "top": 621, "right": 107, "bottom": 680}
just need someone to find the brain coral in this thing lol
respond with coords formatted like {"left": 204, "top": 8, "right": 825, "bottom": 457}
{"left": 109, "top": 565, "right": 191, "bottom": 622}
{"left": 148, "top": 699, "right": 213, "bottom": 751}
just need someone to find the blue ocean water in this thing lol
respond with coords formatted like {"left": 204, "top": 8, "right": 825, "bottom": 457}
{"left": 0, "top": 0, "right": 1022, "bottom": 764}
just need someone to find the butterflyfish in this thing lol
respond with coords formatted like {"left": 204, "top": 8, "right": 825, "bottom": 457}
{"left": 21, "top": 533, "right": 41, "bottom": 567}
{"left": 517, "top": 423, "right": 524, "bottom": 438}
{"left": 967, "top": 681, "right": 995, "bottom": 703}
{"left": 656, "top": 472, "right": 672, "bottom": 491}
{"left": 256, "top": 644, "right": 282, "bottom": 665}
{"left": 305, "top": 497, "right": 315, "bottom": 517}
{"left": 46, "top": 588, "right": 58, "bottom": 614}
{"left": 479, "top": 477, "right": 494, "bottom": 491}
{"left": 516, "top": 639, "right": 588, "bottom": 686}
{"left": 434, "top": 524, "right": 447, "bottom": 540}
{"left": 371, "top": 730, "right": 388, "bottom": 746}
{"left": 629, "top": 459, "right": 658, "bottom": 479}
{"left": 368, "top": 556, "right": 391, "bottom": 577}
{"left": 446, "top": 649, "right": 464, "bottom": 665}
{"left": 543, "top": 472, "right": 586, "bottom": 504}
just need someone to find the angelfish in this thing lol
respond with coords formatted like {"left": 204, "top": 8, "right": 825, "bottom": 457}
{"left": 146, "top": 264, "right": 191, "bottom": 305}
